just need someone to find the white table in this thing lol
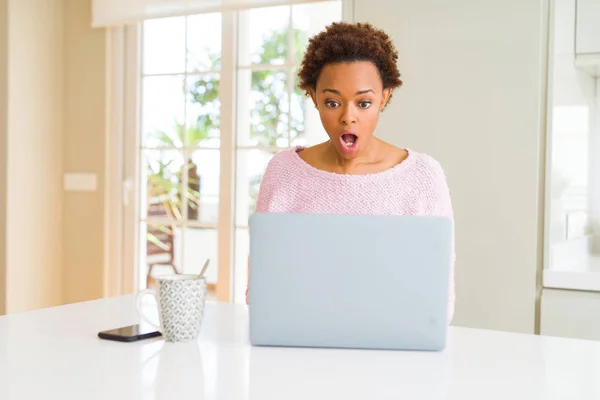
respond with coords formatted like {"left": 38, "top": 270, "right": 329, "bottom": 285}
{"left": 0, "top": 295, "right": 599, "bottom": 399}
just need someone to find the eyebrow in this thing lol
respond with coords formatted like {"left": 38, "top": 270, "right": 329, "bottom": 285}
{"left": 322, "top": 89, "right": 375, "bottom": 95}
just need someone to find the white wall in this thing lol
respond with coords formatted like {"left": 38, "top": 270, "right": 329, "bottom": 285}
{"left": 0, "top": 0, "right": 109, "bottom": 314}
{"left": 62, "top": 0, "right": 107, "bottom": 305}
{"left": 4, "top": 0, "right": 64, "bottom": 313}
{"left": 0, "top": 0, "right": 8, "bottom": 315}
{"left": 354, "top": 0, "right": 547, "bottom": 333}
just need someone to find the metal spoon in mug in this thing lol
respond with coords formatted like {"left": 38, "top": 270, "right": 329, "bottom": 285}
{"left": 199, "top": 259, "right": 210, "bottom": 279}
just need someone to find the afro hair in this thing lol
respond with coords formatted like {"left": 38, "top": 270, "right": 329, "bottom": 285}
{"left": 297, "top": 21, "right": 403, "bottom": 106}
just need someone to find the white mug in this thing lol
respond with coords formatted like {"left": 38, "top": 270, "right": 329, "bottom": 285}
{"left": 136, "top": 274, "right": 207, "bottom": 343}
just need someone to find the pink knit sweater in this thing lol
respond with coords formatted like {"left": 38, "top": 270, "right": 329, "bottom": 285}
{"left": 250, "top": 146, "right": 455, "bottom": 323}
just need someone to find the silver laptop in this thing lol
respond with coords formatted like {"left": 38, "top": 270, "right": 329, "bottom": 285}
{"left": 248, "top": 212, "right": 453, "bottom": 351}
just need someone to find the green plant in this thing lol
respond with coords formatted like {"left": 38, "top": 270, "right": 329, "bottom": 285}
{"left": 147, "top": 224, "right": 173, "bottom": 252}
{"left": 146, "top": 121, "right": 211, "bottom": 220}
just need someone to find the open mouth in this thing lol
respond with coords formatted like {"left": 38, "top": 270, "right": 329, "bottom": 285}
{"left": 340, "top": 132, "right": 358, "bottom": 148}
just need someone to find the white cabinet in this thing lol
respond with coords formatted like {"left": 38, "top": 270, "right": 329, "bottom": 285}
{"left": 575, "top": 0, "right": 600, "bottom": 76}
{"left": 541, "top": 288, "right": 600, "bottom": 341}
{"left": 576, "top": 0, "right": 600, "bottom": 54}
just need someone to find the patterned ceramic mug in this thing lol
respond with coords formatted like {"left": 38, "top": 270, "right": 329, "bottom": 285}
{"left": 136, "top": 274, "right": 207, "bottom": 343}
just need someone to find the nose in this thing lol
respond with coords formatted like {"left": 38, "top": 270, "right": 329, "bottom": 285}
{"left": 340, "top": 104, "right": 357, "bottom": 126}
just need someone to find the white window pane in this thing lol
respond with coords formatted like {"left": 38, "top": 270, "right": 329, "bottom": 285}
{"left": 139, "top": 13, "right": 222, "bottom": 299}
{"left": 233, "top": 228, "right": 250, "bottom": 304}
{"left": 188, "top": 149, "right": 220, "bottom": 225}
{"left": 238, "top": 5, "right": 291, "bottom": 66}
{"left": 237, "top": 69, "right": 290, "bottom": 147}
{"left": 142, "top": 222, "right": 182, "bottom": 290}
{"left": 292, "top": 1, "right": 342, "bottom": 64}
{"left": 186, "top": 74, "right": 220, "bottom": 148}
{"left": 290, "top": 68, "right": 328, "bottom": 146}
{"left": 550, "top": 105, "right": 590, "bottom": 243}
{"left": 142, "top": 75, "right": 185, "bottom": 148}
{"left": 143, "top": 150, "right": 185, "bottom": 221}
{"left": 235, "top": 149, "right": 278, "bottom": 226}
{"left": 139, "top": 226, "right": 219, "bottom": 289}
{"left": 180, "top": 227, "right": 218, "bottom": 285}
{"left": 143, "top": 17, "right": 186, "bottom": 75}
{"left": 187, "top": 13, "right": 222, "bottom": 72}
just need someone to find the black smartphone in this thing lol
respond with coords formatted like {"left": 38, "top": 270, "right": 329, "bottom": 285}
{"left": 98, "top": 323, "right": 162, "bottom": 343}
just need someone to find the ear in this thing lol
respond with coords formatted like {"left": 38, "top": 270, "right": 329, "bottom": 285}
{"left": 381, "top": 88, "right": 392, "bottom": 110}
{"left": 308, "top": 88, "right": 318, "bottom": 109}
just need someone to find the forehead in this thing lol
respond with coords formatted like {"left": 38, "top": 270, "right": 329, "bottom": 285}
{"left": 316, "top": 61, "right": 382, "bottom": 92}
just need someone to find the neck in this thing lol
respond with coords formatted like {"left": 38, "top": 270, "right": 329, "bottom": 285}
{"left": 324, "top": 137, "right": 381, "bottom": 174}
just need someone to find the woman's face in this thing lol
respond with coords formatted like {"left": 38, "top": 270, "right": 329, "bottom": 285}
{"left": 310, "top": 61, "right": 391, "bottom": 159}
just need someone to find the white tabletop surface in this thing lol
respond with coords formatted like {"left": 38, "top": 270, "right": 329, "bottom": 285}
{"left": 0, "top": 295, "right": 599, "bottom": 399}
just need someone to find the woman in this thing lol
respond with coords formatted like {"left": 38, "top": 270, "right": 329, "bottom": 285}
{"left": 246, "top": 21, "right": 455, "bottom": 323}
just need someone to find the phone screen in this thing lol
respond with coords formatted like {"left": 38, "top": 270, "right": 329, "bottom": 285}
{"left": 98, "top": 322, "right": 161, "bottom": 342}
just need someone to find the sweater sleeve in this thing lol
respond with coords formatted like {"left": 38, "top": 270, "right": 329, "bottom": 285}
{"left": 424, "top": 159, "right": 456, "bottom": 325}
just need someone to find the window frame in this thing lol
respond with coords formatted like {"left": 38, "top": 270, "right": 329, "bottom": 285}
{"left": 105, "top": 1, "right": 354, "bottom": 301}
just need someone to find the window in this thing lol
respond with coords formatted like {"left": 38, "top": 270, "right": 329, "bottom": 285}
{"left": 543, "top": 0, "right": 600, "bottom": 291}
{"left": 137, "top": 2, "right": 342, "bottom": 301}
